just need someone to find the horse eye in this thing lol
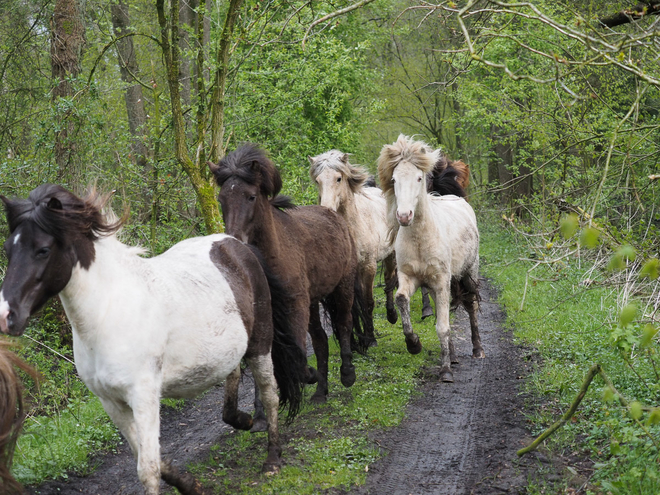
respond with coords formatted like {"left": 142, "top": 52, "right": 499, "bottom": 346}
{"left": 248, "top": 196, "right": 256, "bottom": 202}
{"left": 391, "top": 178, "right": 395, "bottom": 183}
{"left": 337, "top": 177, "right": 342, "bottom": 183}
{"left": 36, "top": 247, "right": 50, "bottom": 259}
{"left": 417, "top": 176, "right": 423, "bottom": 182}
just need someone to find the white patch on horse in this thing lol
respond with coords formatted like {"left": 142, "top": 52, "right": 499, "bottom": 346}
{"left": 0, "top": 290, "right": 9, "bottom": 321}
{"left": 12, "top": 233, "right": 20, "bottom": 245}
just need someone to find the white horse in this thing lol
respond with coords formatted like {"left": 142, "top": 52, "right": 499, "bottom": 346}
{"left": 377, "top": 135, "right": 484, "bottom": 383}
{"left": 0, "top": 185, "right": 305, "bottom": 494}
{"left": 309, "top": 150, "right": 399, "bottom": 330}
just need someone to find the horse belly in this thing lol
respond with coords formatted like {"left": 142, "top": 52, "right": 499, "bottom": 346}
{"left": 160, "top": 320, "right": 249, "bottom": 399}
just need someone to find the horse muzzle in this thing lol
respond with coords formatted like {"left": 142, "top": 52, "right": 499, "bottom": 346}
{"left": 0, "top": 306, "right": 27, "bottom": 336}
{"left": 396, "top": 210, "right": 414, "bottom": 226}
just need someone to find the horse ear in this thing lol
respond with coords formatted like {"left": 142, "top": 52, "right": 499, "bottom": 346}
{"left": 419, "top": 146, "right": 427, "bottom": 154}
{"left": 47, "top": 197, "right": 63, "bottom": 210}
{"left": 341, "top": 153, "right": 349, "bottom": 164}
{"left": 208, "top": 160, "right": 220, "bottom": 176}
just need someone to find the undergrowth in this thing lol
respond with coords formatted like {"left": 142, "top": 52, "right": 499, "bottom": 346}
{"left": 480, "top": 210, "right": 660, "bottom": 494}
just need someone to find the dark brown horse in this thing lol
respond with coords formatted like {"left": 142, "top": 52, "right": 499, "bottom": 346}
{"left": 0, "top": 341, "right": 38, "bottom": 495}
{"left": 210, "top": 144, "right": 367, "bottom": 404}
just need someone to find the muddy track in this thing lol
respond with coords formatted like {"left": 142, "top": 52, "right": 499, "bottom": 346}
{"left": 29, "top": 280, "right": 551, "bottom": 495}
{"left": 350, "top": 280, "right": 540, "bottom": 495}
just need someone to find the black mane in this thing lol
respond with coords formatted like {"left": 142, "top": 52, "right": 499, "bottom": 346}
{"left": 427, "top": 165, "right": 466, "bottom": 198}
{"left": 2, "top": 184, "right": 121, "bottom": 242}
{"left": 212, "top": 145, "right": 297, "bottom": 210}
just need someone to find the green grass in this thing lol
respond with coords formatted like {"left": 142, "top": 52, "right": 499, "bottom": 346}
{"left": 479, "top": 213, "right": 660, "bottom": 494}
{"left": 13, "top": 396, "right": 120, "bottom": 485}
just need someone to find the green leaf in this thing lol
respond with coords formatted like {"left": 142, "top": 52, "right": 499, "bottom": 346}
{"left": 640, "top": 324, "right": 658, "bottom": 348}
{"left": 610, "top": 440, "right": 621, "bottom": 455}
{"left": 579, "top": 227, "right": 599, "bottom": 248}
{"left": 630, "top": 401, "right": 643, "bottom": 420}
{"left": 648, "top": 408, "right": 660, "bottom": 425}
{"left": 559, "top": 213, "right": 578, "bottom": 238}
{"left": 608, "top": 253, "right": 625, "bottom": 271}
{"left": 640, "top": 258, "right": 659, "bottom": 280}
{"left": 602, "top": 386, "right": 615, "bottom": 402}
{"left": 619, "top": 244, "right": 636, "bottom": 262}
{"left": 619, "top": 304, "right": 637, "bottom": 327}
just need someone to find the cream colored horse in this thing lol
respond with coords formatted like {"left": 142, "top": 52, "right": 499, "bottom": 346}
{"left": 378, "top": 135, "right": 484, "bottom": 383}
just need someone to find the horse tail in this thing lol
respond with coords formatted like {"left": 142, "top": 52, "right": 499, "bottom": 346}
{"left": 350, "top": 272, "right": 374, "bottom": 354}
{"left": 247, "top": 247, "right": 306, "bottom": 422}
{"left": 0, "top": 342, "right": 38, "bottom": 495}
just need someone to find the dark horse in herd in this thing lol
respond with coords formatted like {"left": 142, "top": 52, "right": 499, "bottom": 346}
{"left": 0, "top": 136, "right": 482, "bottom": 494}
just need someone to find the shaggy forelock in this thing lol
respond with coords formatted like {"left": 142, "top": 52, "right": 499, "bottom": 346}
{"left": 2, "top": 184, "right": 121, "bottom": 242}
{"left": 309, "top": 150, "right": 369, "bottom": 193}
{"left": 212, "top": 144, "right": 282, "bottom": 198}
{"left": 377, "top": 135, "right": 436, "bottom": 195}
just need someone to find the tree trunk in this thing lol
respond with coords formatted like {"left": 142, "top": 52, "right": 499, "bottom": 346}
{"left": 156, "top": 0, "right": 223, "bottom": 234}
{"left": 51, "top": 0, "right": 85, "bottom": 182}
{"left": 111, "top": 0, "right": 150, "bottom": 172}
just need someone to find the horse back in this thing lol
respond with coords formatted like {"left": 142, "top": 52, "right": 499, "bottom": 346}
{"left": 278, "top": 205, "right": 356, "bottom": 301}
{"left": 429, "top": 196, "right": 479, "bottom": 276}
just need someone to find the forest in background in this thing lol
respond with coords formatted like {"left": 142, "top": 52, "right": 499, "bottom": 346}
{"left": 1, "top": 0, "right": 660, "bottom": 492}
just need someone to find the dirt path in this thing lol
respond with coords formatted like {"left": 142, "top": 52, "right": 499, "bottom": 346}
{"left": 351, "top": 280, "right": 541, "bottom": 495}
{"left": 29, "top": 280, "right": 549, "bottom": 495}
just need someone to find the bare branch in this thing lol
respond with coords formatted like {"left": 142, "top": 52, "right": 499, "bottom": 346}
{"left": 302, "top": 0, "right": 377, "bottom": 49}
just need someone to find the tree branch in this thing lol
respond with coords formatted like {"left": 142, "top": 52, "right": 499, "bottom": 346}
{"left": 302, "top": 0, "right": 376, "bottom": 49}
{"left": 599, "top": 2, "right": 660, "bottom": 28}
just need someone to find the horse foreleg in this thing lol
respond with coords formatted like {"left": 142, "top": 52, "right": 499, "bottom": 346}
{"left": 130, "top": 391, "right": 163, "bottom": 495}
{"left": 361, "top": 263, "right": 378, "bottom": 347}
{"left": 222, "top": 365, "right": 253, "bottom": 431}
{"left": 247, "top": 354, "right": 282, "bottom": 474}
{"left": 395, "top": 276, "right": 422, "bottom": 354}
{"left": 308, "top": 301, "right": 329, "bottom": 403}
{"left": 383, "top": 253, "right": 398, "bottom": 324}
{"left": 430, "top": 281, "right": 454, "bottom": 383}
{"left": 421, "top": 286, "right": 434, "bottom": 320}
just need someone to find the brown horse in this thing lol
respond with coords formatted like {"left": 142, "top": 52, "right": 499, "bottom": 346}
{"left": 0, "top": 341, "right": 38, "bottom": 495}
{"left": 210, "top": 144, "right": 368, "bottom": 404}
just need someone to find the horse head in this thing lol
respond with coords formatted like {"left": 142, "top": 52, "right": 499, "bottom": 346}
{"left": 378, "top": 135, "right": 436, "bottom": 227}
{"left": 210, "top": 144, "right": 294, "bottom": 244}
{"left": 309, "top": 150, "right": 369, "bottom": 212}
{"left": 0, "top": 185, "right": 119, "bottom": 336}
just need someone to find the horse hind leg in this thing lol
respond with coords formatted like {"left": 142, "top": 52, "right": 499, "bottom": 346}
{"left": 460, "top": 273, "right": 485, "bottom": 359}
{"left": 309, "top": 301, "right": 329, "bottom": 403}
{"left": 246, "top": 354, "right": 282, "bottom": 474}
{"left": 383, "top": 253, "right": 398, "bottom": 324}
{"left": 421, "top": 286, "right": 434, "bottom": 320}
{"left": 222, "top": 365, "right": 253, "bottom": 431}
{"left": 327, "top": 281, "right": 357, "bottom": 389}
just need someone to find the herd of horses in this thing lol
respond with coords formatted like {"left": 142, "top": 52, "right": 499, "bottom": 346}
{"left": 0, "top": 135, "right": 483, "bottom": 494}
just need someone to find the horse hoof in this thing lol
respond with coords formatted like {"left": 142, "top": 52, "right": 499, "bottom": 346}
{"left": 439, "top": 369, "right": 454, "bottom": 383}
{"left": 368, "top": 338, "right": 378, "bottom": 348}
{"left": 262, "top": 463, "right": 281, "bottom": 476}
{"left": 421, "top": 307, "right": 434, "bottom": 320}
{"left": 387, "top": 308, "right": 398, "bottom": 324}
{"left": 306, "top": 366, "right": 319, "bottom": 385}
{"left": 451, "top": 357, "right": 460, "bottom": 365}
{"left": 310, "top": 392, "right": 327, "bottom": 404}
{"left": 405, "top": 335, "right": 422, "bottom": 355}
{"left": 473, "top": 348, "right": 486, "bottom": 359}
{"left": 250, "top": 417, "right": 268, "bottom": 433}
{"left": 341, "top": 366, "right": 356, "bottom": 387}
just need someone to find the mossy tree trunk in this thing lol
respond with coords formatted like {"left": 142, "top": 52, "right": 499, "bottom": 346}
{"left": 156, "top": 0, "right": 242, "bottom": 234}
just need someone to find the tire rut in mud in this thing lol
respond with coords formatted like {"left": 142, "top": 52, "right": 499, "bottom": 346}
{"left": 351, "top": 280, "right": 537, "bottom": 495}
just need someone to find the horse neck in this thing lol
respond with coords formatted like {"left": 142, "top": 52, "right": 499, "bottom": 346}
{"left": 337, "top": 189, "right": 360, "bottom": 231}
{"left": 59, "top": 236, "right": 139, "bottom": 340}
{"left": 251, "top": 201, "right": 284, "bottom": 258}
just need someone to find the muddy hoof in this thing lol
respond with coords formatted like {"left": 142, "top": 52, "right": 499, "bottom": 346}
{"left": 386, "top": 307, "right": 398, "bottom": 324}
{"left": 262, "top": 462, "right": 281, "bottom": 476}
{"left": 472, "top": 348, "right": 486, "bottom": 359}
{"left": 451, "top": 357, "right": 460, "bottom": 365}
{"left": 341, "top": 365, "right": 356, "bottom": 387}
{"left": 405, "top": 334, "right": 422, "bottom": 354}
{"left": 439, "top": 369, "right": 454, "bottom": 383}
{"left": 421, "top": 306, "right": 434, "bottom": 320}
{"left": 310, "top": 392, "right": 327, "bottom": 404}
{"left": 250, "top": 417, "right": 268, "bottom": 433}
{"left": 306, "top": 366, "right": 319, "bottom": 385}
{"left": 368, "top": 338, "right": 378, "bottom": 348}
